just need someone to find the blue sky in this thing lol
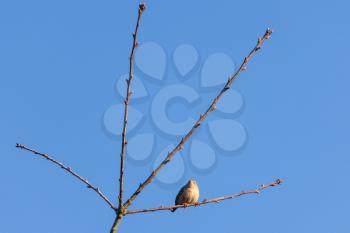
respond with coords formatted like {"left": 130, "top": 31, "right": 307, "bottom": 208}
{"left": 1, "top": 0, "right": 349, "bottom": 232}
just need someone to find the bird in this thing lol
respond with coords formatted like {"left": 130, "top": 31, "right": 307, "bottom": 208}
{"left": 171, "top": 179, "right": 200, "bottom": 212}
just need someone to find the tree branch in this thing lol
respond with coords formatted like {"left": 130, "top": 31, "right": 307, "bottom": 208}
{"left": 123, "top": 28, "right": 274, "bottom": 209}
{"left": 117, "top": 1, "right": 146, "bottom": 211}
{"left": 111, "top": 3, "right": 146, "bottom": 233}
{"left": 125, "top": 179, "right": 283, "bottom": 215}
{"left": 15, "top": 143, "right": 116, "bottom": 210}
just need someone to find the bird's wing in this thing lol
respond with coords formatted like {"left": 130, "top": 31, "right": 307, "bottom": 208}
{"left": 175, "top": 186, "right": 187, "bottom": 205}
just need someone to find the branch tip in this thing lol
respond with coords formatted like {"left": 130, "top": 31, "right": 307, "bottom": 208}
{"left": 16, "top": 143, "right": 24, "bottom": 149}
{"left": 139, "top": 3, "right": 146, "bottom": 13}
{"left": 266, "top": 28, "right": 273, "bottom": 37}
{"left": 275, "top": 178, "right": 284, "bottom": 185}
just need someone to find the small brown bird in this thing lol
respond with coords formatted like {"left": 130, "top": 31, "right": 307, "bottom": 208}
{"left": 171, "top": 179, "right": 199, "bottom": 212}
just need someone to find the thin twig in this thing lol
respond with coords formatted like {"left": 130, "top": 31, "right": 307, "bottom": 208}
{"left": 123, "top": 28, "right": 274, "bottom": 209}
{"left": 110, "top": 3, "right": 146, "bottom": 233}
{"left": 15, "top": 143, "right": 116, "bottom": 210}
{"left": 118, "top": 0, "right": 145, "bottom": 210}
{"left": 126, "top": 179, "right": 283, "bottom": 215}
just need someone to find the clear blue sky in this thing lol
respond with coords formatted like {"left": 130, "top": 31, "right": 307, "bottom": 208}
{"left": 1, "top": 0, "right": 349, "bottom": 232}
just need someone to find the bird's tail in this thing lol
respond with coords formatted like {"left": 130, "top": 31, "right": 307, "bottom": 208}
{"left": 171, "top": 208, "right": 177, "bottom": 212}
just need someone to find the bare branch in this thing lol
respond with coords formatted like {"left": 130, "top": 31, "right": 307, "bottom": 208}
{"left": 15, "top": 143, "right": 116, "bottom": 210}
{"left": 126, "top": 179, "right": 283, "bottom": 215}
{"left": 117, "top": 0, "right": 145, "bottom": 210}
{"left": 123, "top": 28, "right": 274, "bottom": 209}
{"left": 111, "top": 3, "right": 146, "bottom": 233}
